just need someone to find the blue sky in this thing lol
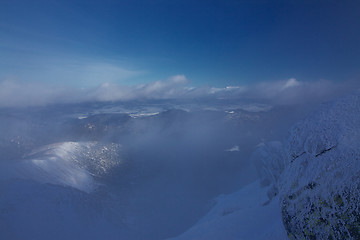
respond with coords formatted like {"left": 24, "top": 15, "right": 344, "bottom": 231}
{"left": 1, "top": 0, "right": 360, "bottom": 88}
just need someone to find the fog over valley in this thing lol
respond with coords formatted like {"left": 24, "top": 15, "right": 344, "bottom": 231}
{"left": 1, "top": 79, "right": 359, "bottom": 239}
{"left": 2, "top": 0, "right": 360, "bottom": 239}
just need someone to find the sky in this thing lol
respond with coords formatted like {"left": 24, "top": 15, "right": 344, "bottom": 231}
{"left": 1, "top": 0, "right": 360, "bottom": 92}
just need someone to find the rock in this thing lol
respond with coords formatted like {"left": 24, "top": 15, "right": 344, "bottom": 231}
{"left": 279, "top": 93, "right": 360, "bottom": 239}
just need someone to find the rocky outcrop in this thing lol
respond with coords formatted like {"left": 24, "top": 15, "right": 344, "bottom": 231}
{"left": 278, "top": 93, "right": 360, "bottom": 239}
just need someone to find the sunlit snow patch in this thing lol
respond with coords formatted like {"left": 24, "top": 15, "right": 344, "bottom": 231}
{"left": 1, "top": 141, "right": 122, "bottom": 193}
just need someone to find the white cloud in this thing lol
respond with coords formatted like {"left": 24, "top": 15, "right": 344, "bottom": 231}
{"left": 0, "top": 54, "right": 144, "bottom": 88}
{"left": 281, "top": 78, "right": 301, "bottom": 91}
{"left": 247, "top": 78, "right": 302, "bottom": 99}
{"left": 225, "top": 145, "right": 240, "bottom": 152}
{"left": 0, "top": 76, "right": 358, "bottom": 108}
{"left": 168, "top": 75, "right": 188, "bottom": 84}
{"left": 237, "top": 78, "right": 360, "bottom": 105}
{"left": 136, "top": 75, "right": 189, "bottom": 97}
{"left": 0, "top": 80, "right": 77, "bottom": 107}
{"left": 76, "top": 62, "right": 142, "bottom": 86}
{"left": 209, "top": 86, "right": 247, "bottom": 95}
{"left": 89, "top": 75, "right": 189, "bottom": 101}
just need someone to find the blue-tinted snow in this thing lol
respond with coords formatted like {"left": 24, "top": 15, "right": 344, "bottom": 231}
{"left": 0, "top": 95, "right": 349, "bottom": 239}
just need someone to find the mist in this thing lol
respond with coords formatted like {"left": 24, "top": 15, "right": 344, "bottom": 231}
{"left": 1, "top": 78, "right": 358, "bottom": 239}
{"left": 0, "top": 76, "right": 358, "bottom": 107}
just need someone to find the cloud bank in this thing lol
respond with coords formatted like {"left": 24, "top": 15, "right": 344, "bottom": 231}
{"left": 0, "top": 76, "right": 358, "bottom": 108}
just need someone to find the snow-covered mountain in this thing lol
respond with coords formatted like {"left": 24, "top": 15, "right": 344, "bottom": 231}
{"left": 279, "top": 93, "right": 360, "bottom": 239}
{"left": 168, "top": 92, "right": 360, "bottom": 239}
{"left": 0, "top": 101, "right": 284, "bottom": 239}
{"left": 1, "top": 93, "right": 359, "bottom": 239}
{"left": 1, "top": 141, "right": 123, "bottom": 192}
{"left": 170, "top": 181, "right": 288, "bottom": 240}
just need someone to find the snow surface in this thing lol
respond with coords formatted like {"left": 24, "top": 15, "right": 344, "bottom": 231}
{"left": 278, "top": 93, "right": 360, "bottom": 239}
{"left": 170, "top": 181, "right": 287, "bottom": 240}
{"left": 281, "top": 93, "right": 360, "bottom": 197}
{"left": 2, "top": 94, "right": 349, "bottom": 239}
{"left": 174, "top": 92, "right": 360, "bottom": 240}
{"left": 0, "top": 141, "right": 122, "bottom": 193}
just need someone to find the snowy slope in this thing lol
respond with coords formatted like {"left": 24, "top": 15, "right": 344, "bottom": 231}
{"left": 0, "top": 141, "right": 122, "bottom": 192}
{"left": 172, "top": 92, "right": 360, "bottom": 240}
{"left": 3, "top": 94, "right": 356, "bottom": 239}
{"left": 170, "top": 181, "right": 287, "bottom": 240}
{"left": 0, "top": 141, "right": 130, "bottom": 240}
